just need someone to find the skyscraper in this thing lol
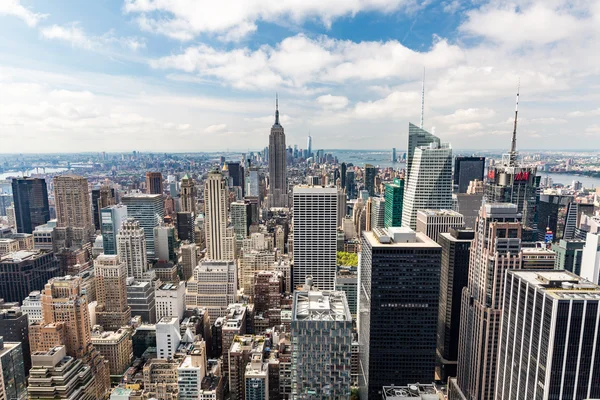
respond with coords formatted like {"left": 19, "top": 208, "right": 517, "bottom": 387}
{"left": 406, "top": 123, "right": 441, "bottom": 184}
{"left": 436, "top": 228, "right": 474, "bottom": 380}
{"left": 0, "top": 250, "right": 61, "bottom": 303}
{"left": 11, "top": 177, "right": 50, "bottom": 234}
{"left": 416, "top": 209, "right": 464, "bottom": 243}
{"left": 100, "top": 204, "right": 128, "bottom": 255}
{"left": 370, "top": 197, "right": 386, "bottom": 230}
{"left": 293, "top": 186, "right": 339, "bottom": 291}
{"left": 180, "top": 174, "right": 196, "bottom": 214}
{"left": 341, "top": 162, "right": 347, "bottom": 189}
{"left": 346, "top": 170, "right": 356, "bottom": 199}
{"left": 230, "top": 201, "right": 251, "bottom": 240}
{"left": 121, "top": 193, "right": 164, "bottom": 257}
{"left": 496, "top": 270, "right": 600, "bottom": 399}
{"left": 291, "top": 283, "right": 352, "bottom": 399}
{"left": 384, "top": 178, "right": 404, "bottom": 228}
{"left": 452, "top": 203, "right": 523, "bottom": 400}
{"left": 268, "top": 96, "right": 288, "bottom": 208}
{"left": 484, "top": 89, "right": 538, "bottom": 230}
{"left": 0, "top": 338, "right": 27, "bottom": 400}
{"left": 91, "top": 185, "right": 116, "bottom": 231}
{"left": 145, "top": 172, "right": 163, "bottom": 195}
{"left": 364, "top": 164, "right": 377, "bottom": 196}
{"left": 453, "top": 156, "right": 485, "bottom": 194}
{"left": 306, "top": 134, "right": 312, "bottom": 158}
{"left": 402, "top": 141, "right": 453, "bottom": 230}
{"left": 94, "top": 254, "right": 131, "bottom": 330}
{"left": 204, "top": 171, "right": 229, "bottom": 260}
{"left": 176, "top": 211, "right": 195, "bottom": 242}
{"left": 359, "top": 227, "right": 441, "bottom": 399}
{"left": 53, "top": 175, "right": 95, "bottom": 248}
{"left": 117, "top": 218, "right": 149, "bottom": 279}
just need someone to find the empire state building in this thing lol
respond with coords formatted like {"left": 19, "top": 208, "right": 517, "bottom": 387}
{"left": 268, "top": 96, "right": 288, "bottom": 207}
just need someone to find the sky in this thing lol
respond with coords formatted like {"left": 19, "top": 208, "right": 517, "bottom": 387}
{"left": 0, "top": 0, "right": 599, "bottom": 153}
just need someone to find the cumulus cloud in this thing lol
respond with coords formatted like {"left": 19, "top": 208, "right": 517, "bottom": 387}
{"left": 316, "top": 94, "right": 349, "bottom": 110}
{"left": 123, "top": 0, "right": 420, "bottom": 41}
{"left": 40, "top": 23, "right": 146, "bottom": 51}
{"left": 204, "top": 123, "right": 227, "bottom": 133}
{"left": 0, "top": 0, "right": 47, "bottom": 27}
{"left": 435, "top": 108, "right": 496, "bottom": 124}
{"left": 568, "top": 108, "right": 600, "bottom": 117}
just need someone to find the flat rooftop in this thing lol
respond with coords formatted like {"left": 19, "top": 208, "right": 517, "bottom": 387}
{"left": 417, "top": 209, "right": 463, "bottom": 217}
{"left": 511, "top": 270, "right": 600, "bottom": 301}
{"left": 382, "top": 383, "right": 441, "bottom": 399}
{"left": 364, "top": 228, "right": 440, "bottom": 249}
{"left": 0, "top": 250, "right": 41, "bottom": 262}
{"left": 293, "top": 290, "right": 351, "bottom": 322}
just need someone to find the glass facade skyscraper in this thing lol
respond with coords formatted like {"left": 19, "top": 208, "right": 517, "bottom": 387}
{"left": 11, "top": 177, "right": 50, "bottom": 234}
{"left": 384, "top": 178, "right": 404, "bottom": 228}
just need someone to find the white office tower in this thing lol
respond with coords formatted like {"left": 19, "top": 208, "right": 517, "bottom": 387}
{"left": 581, "top": 232, "right": 600, "bottom": 283}
{"left": 156, "top": 316, "right": 181, "bottom": 360}
{"left": 117, "top": 218, "right": 149, "bottom": 279}
{"left": 185, "top": 260, "right": 238, "bottom": 319}
{"left": 247, "top": 167, "right": 260, "bottom": 198}
{"left": 155, "top": 282, "right": 185, "bottom": 322}
{"left": 178, "top": 341, "right": 207, "bottom": 400}
{"left": 402, "top": 142, "right": 453, "bottom": 230}
{"left": 497, "top": 270, "right": 600, "bottom": 399}
{"left": 416, "top": 209, "right": 464, "bottom": 243}
{"left": 370, "top": 197, "right": 386, "bottom": 230}
{"left": 293, "top": 186, "right": 339, "bottom": 291}
{"left": 204, "top": 171, "right": 229, "bottom": 260}
{"left": 121, "top": 193, "right": 164, "bottom": 257}
{"left": 22, "top": 291, "right": 43, "bottom": 324}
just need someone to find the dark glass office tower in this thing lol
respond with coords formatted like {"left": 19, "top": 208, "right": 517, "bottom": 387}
{"left": 345, "top": 170, "right": 356, "bottom": 199}
{"left": 11, "top": 177, "right": 50, "bottom": 234}
{"left": 341, "top": 162, "right": 347, "bottom": 189}
{"left": 92, "top": 186, "right": 116, "bottom": 231}
{"left": 453, "top": 156, "right": 485, "bottom": 193}
{"left": 176, "top": 211, "right": 195, "bottom": 242}
{"left": 436, "top": 228, "right": 474, "bottom": 380}
{"left": 227, "top": 161, "right": 245, "bottom": 195}
{"left": 0, "top": 250, "right": 61, "bottom": 303}
{"left": 359, "top": 227, "right": 441, "bottom": 399}
{"left": 364, "top": 164, "right": 377, "bottom": 196}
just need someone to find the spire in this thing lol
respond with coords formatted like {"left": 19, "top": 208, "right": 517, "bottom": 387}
{"left": 275, "top": 93, "right": 280, "bottom": 125}
{"left": 420, "top": 67, "right": 425, "bottom": 129}
{"left": 509, "top": 80, "right": 520, "bottom": 167}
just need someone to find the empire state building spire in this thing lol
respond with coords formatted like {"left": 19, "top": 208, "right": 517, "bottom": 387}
{"left": 274, "top": 93, "right": 280, "bottom": 126}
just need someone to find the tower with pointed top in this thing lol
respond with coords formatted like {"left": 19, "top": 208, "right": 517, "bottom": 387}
{"left": 268, "top": 95, "right": 288, "bottom": 208}
{"left": 180, "top": 174, "right": 196, "bottom": 214}
{"left": 484, "top": 86, "right": 538, "bottom": 230}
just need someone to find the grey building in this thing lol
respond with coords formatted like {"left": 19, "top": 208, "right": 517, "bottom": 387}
{"left": 0, "top": 250, "right": 60, "bottom": 304}
{"left": 436, "top": 228, "right": 474, "bottom": 380}
{"left": 11, "top": 178, "right": 50, "bottom": 234}
{"left": 126, "top": 278, "right": 156, "bottom": 324}
{"left": 100, "top": 205, "right": 128, "bottom": 255}
{"left": 453, "top": 156, "right": 485, "bottom": 194}
{"left": 121, "top": 193, "right": 164, "bottom": 257}
{"left": 497, "top": 270, "right": 600, "bottom": 399}
{"left": 291, "top": 284, "right": 352, "bottom": 399}
{"left": 268, "top": 97, "right": 288, "bottom": 208}
{"left": 552, "top": 238, "right": 585, "bottom": 275}
{"left": 359, "top": 227, "right": 441, "bottom": 399}
{"left": 0, "top": 308, "right": 31, "bottom": 373}
{"left": 0, "top": 338, "right": 27, "bottom": 399}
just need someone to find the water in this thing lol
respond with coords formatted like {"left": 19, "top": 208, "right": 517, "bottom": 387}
{"left": 0, "top": 167, "right": 69, "bottom": 180}
{"left": 541, "top": 172, "right": 600, "bottom": 189}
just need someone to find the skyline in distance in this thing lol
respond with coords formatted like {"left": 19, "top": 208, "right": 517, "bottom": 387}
{"left": 0, "top": 0, "right": 599, "bottom": 152}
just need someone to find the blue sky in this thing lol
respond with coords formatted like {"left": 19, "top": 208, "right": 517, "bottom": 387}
{"left": 1, "top": 0, "right": 599, "bottom": 152}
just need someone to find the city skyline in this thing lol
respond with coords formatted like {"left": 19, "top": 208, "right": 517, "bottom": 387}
{"left": 1, "top": 1, "right": 599, "bottom": 152}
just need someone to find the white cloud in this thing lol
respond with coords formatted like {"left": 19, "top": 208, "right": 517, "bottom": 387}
{"left": 204, "top": 123, "right": 227, "bottom": 133}
{"left": 123, "top": 0, "right": 420, "bottom": 42}
{"left": 40, "top": 24, "right": 93, "bottom": 49}
{"left": 0, "top": 0, "right": 47, "bottom": 27}
{"left": 568, "top": 108, "right": 600, "bottom": 117}
{"left": 316, "top": 94, "right": 349, "bottom": 110}
{"left": 435, "top": 108, "right": 496, "bottom": 124}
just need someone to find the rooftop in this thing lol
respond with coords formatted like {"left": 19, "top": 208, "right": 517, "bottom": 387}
{"left": 417, "top": 209, "right": 463, "bottom": 217}
{"left": 382, "top": 383, "right": 442, "bottom": 399}
{"left": 0, "top": 250, "right": 42, "bottom": 262}
{"left": 510, "top": 270, "right": 600, "bottom": 300}
{"left": 293, "top": 290, "right": 351, "bottom": 322}
{"left": 365, "top": 228, "right": 440, "bottom": 248}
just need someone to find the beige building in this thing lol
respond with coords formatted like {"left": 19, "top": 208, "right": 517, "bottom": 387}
{"left": 94, "top": 254, "right": 131, "bottom": 330}
{"left": 91, "top": 328, "right": 132, "bottom": 376}
{"left": 142, "top": 358, "right": 180, "bottom": 400}
{"left": 0, "top": 238, "right": 19, "bottom": 255}
{"left": 29, "top": 322, "right": 66, "bottom": 353}
{"left": 53, "top": 175, "right": 95, "bottom": 248}
{"left": 204, "top": 171, "right": 228, "bottom": 260}
{"left": 180, "top": 174, "right": 197, "bottom": 214}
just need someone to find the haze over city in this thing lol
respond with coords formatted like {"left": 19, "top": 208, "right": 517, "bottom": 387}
{"left": 1, "top": 0, "right": 600, "bottom": 153}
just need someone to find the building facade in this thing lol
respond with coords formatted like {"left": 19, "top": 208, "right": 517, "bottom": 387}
{"left": 204, "top": 171, "right": 229, "bottom": 261}
{"left": 268, "top": 98, "right": 288, "bottom": 208}
{"left": 121, "top": 193, "right": 164, "bottom": 257}
{"left": 11, "top": 177, "right": 50, "bottom": 234}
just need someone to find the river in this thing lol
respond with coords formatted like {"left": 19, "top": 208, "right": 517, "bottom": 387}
{"left": 0, "top": 167, "right": 69, "bottom": 180}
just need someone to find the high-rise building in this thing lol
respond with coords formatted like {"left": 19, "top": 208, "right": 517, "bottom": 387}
{"left": 364, "top": 164, "right": 377, "bottom": 196}
{"left": 0, "top": 308, "right": 32, "bottom": 373}
{"left": 145, "top": 172, "right": 163, "bottom": 195}
{"left": 178, "top": 341, "right": 207, "bottom": 400}
{"left": 346, "top": 170, "right": 356, "bottom": 199}
{"left": 391, "top": 147, "right": 397, "bottom": 163}
{"left": 581, "top": 231, "right": 600, "bottom": 284}
{"left": 100, "top": 204, "right": 128, "bottom": 255}
{"left": 536, "top": 193, "right": 572, "bottom": 241}
{"left": 416, "top": 209, "right": 464, "bottom": 243}
{"left": 370, "top": 197, "right": 386, "bottom": 230}
{"left": 0, "top": 338, "right": 27, "bottom": 400}
{"left": 247, "top": 166, "right": 260, "bottom": 198}
{"left": 291, "top": 282, "right": 353, "bottom": 398}
{"left": 402, "top": 141, "right": 453, "bottom": 230}
{"left": 552, "top": 238, "right": 585, "bottom": 275}
{"left": 359, "top": 227, "right": 441, "bottom": 399}
{"left": 27, "top": 346, "right": 96, "bottom": 399}
{"left": 384, "top": 178, "right": 404, "bottom": 228}
{"left": 176, "top": 212, "right": 195, "bottom": 243}
{"left": 453, "top": 156, "right": 485, "bottom": 194}
{"left": 496, "top": 270, "right": 600, "bottom": 399}
{"left": 94, "top": 254, "right": 131, "bottom": 330}
{"left": 204, "top": 171, "right": 229, "bottom": 260}
{"left": 226, "top": 161, "right": 245, "bottom": 196}
{"left": 341, "top": 162, "right": 347, "bottom": 189}
{"left": 185, "top": 260, "right": 238, "bottom": 319}
{"left": 117, "top": 218, "right": 149, "bottom": 279}
{"left": 180, "top": 174, "right": 197, "bottom": 214}
{"left": 453, "top": 204, "right": 523, "bottom": 400}
{"left": 155, "top": 282, "right": 185, "bottom": 322}
{"left": 91, "top": 327, "right": 132, "bottom": 376}
{"left": 293, "top": 186, "right": 338, "bottom": 291}
{"left": 53, "top": 175, "right": 95, "bottom": 248}
{"left": 22, "top": 291, "right": 43, "bottom": 324}
{"left": 153, "top": 224, "right": 177, "bottom": 262}
{"left": 268, "top": 97, "right": 288, "bottom": 208}
{"left": 156, "top": 316, "right": 181, "bottom": 360}
{"left": 231, "top": 201, "right": 251, "bottom": 240}
{"left": 306, "top": 135, "right": 312, "bottom": 158}
{"left": 436, "top": 228, "right": 474, "bottom": 380}
{"left": 0, "top": 250, "right": 61, "bottom": 303}
{"left": 121, "top": 193, "right": 164, "bottom": 257}
{"left": 91, "top": 185, "right": 116, "bottom": 231}
{"left": 407, "top": 123, "right": 441, "bottom": 185}
{"left": 0, "top": 193, "right": 12, "bottom": 217}
{"left": 126, "top": 278, "right": 156, "bottom": 324}
{"left": 39, "top": 276, "right": 110, "bottom": 398}
{"left": 11, "top": 177, "right": 50, "bottom": 234}
{"left": 180, "top": 242, "right": 198, "bottom": 281}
